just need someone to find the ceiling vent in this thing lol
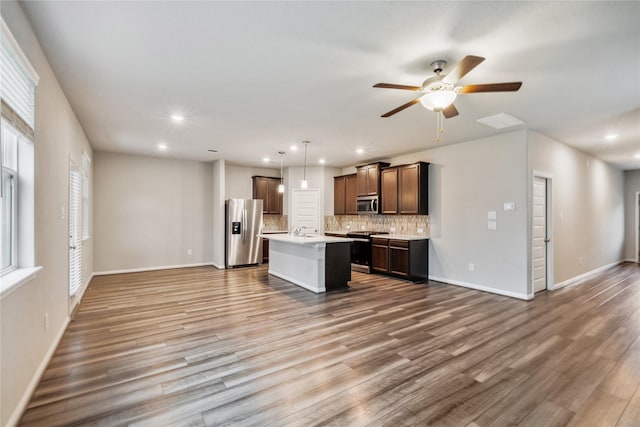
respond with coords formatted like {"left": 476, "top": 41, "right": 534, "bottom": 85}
{"left": 476, "top": 113, "right": 524, "bottom": 129}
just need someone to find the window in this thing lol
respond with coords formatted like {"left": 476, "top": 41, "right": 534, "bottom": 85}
{"left": 1, "top": 17, "right": 39, "bottom": 295}
{"left": 1, "top": 123, "right": 18, "bottom": 274}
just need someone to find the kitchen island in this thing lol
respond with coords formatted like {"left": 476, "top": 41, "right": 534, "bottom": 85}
{"left": 260, "top": 234, "right": 352, "bottom": 293}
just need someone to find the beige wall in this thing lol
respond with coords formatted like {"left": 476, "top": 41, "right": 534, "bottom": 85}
{"left": 624, "top": 169, "right": 640, "bottom": 261}
{"left": 94, "top": 152, "right": 212, "bottom": 272}
{"left": 388, "top": 130, "right": 530, "bottom": 298}
{"left": 1, "top": 2, "right": 94, "bottom": 425}
{"left": 528, "top": 131, "right": 625, "bottom": 284}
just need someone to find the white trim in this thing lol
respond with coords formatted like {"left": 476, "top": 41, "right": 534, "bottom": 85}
{"left": 94, "top": 262, "right": 213, "bottom": 276}
{"left": 428, "top": 275, "right": 532, "bottom": 301}
{"left": 212, "top": 262, "right": 226, "bottom": 270}
{"left": 553, "top": 260, "right": 625, "bottom": 290}
{"left": 5, "top": 314, "right": 70, "bottom": 427}
{"left": 634, "top": 191, "right": 640, "bottom": 263}
{"left": 624, "top": 259, "right": 638, "bottom": 263}
{"left": 0, "top": 266, "right": 42, "bottom": 300}
{"left": 0, "top": 17, "right": 40, "bottom": 84}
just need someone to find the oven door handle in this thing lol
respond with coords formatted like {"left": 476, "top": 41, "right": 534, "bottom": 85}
{"left": 350, "top": 238, "right": 370, "bottom": 242}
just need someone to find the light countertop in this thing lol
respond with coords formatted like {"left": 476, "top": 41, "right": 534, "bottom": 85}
{"left": 371, "top": 234, "right": 430, "bottom": 240}
{"left": 260, "top": 234, "right": 352, "bottom": 245}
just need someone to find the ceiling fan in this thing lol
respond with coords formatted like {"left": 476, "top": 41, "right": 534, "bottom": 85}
{"left": 373, "top": 55, "right": 522, "bottom": 118}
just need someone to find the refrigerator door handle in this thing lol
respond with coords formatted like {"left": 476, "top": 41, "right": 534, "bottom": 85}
{"left": 242, "top": 209, "right": 246, "bottom": 243}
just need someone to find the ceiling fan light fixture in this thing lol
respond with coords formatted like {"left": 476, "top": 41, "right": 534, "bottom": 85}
{"left": 419, "top": 87, "right": 457, "bottom": 111}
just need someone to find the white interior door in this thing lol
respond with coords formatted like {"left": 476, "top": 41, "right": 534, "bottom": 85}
{"left": 69, "top": 163, "right": 82, "bottom": 308}
{"left": 290, "top": 188, "right": 320, "bottom": 233}
{"left": 532, "top": 176, "right": 548, "bottom": 293}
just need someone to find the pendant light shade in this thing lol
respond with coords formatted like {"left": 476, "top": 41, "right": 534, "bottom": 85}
{"left": 301, "top": 140, "right": 310, "bottom": 188}
{"left": 278, "top": 151, "right": 285, "bottom": 193}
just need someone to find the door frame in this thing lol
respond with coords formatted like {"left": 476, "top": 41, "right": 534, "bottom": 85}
{"left": 531, "top": 171, "right": 554, "bottom": 295}
{"left": 636, "top": 191, "right": 639, "bottom": 263}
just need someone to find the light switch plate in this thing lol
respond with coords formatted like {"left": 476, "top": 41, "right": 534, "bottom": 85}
{"left": 504, "top": 202, "right": 515, "bottom": 211}
{"left": 417, "top": 228, "right": 424, "bottom": 234}
{"left": 488, "top": 221, "right": 497, "bottom": 230}
{"left": 488, "top": 211, "right": 497, "bottom": 220}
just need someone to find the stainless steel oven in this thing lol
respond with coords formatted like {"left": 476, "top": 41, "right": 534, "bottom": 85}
{"left": 347, "top": 231, "right": 387, "bottom": 273}
{"left": 356, "top": 196, "right": 379, "bottom": 214}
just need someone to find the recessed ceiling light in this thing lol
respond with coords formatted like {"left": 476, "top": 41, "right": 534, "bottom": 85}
{"left": 604, "top": 134, "right": 618, "bottom": 141}
{"left": 263, "top": 157, "right": 270, "bottom": 162}
{"left": 290, "top": 145, "right": 298, "bottom": 151}
{"left": 318, "top": 158, "right": 326, "bottom": 164}
{"left": 171, "top": 114, "right": 184, "bottom": 123}
{"left": 356, "top": 148, "right": 364, "bottom": 154}
{"left": 476, "top": 113, "right": 525, "bottom": 129}
{"left": 157, "top": 143, "right": 168, "bottom": 151}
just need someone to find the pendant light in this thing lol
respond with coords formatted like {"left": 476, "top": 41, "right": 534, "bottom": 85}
{"left": 277, "top": 151, "right": 285, "bottom": 193}
{"left": 300, "top": 140, "right": 310, "bottom": 189}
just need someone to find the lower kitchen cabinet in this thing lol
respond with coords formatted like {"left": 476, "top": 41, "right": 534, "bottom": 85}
{"left": 262, "top": 238, "right": 269, "bottom": 263}
{"left": 371, "top": 237, "right": 429, "bottom": 280}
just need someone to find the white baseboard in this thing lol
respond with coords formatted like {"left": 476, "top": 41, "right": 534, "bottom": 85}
{"left": 428, "top": 275, "right": 532, "bottom": 301}
{"left": 94, "top": 262, "right": 214, "bottom": 276}
{"left": 552, "top": 260, "right": 625, "bottom": 290}
{"left": 624, "top": 258, "right": 639, "bottom": 264}
{"left": 212, "top": 262, "right": 226, "bottom": 270}
{"left": 6, "top": 314, "right": 71, "bottom": 427}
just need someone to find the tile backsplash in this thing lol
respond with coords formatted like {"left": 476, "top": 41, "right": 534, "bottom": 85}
{"left": 325, "top": 215, "right": 429, "bottom": 235}
{"left": 263, "top": 214, "right": 288, "bottom": 231}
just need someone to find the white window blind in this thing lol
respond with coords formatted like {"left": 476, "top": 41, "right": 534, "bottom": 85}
{"left": 69, "top": 168, "right": 82, "bottom": 296}
{"left": 1, "top": 18, "right": 38, "bottom": 130}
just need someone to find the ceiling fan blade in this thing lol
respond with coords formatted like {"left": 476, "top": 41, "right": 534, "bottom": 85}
{"left": 381, "top": 98, "right": 420, "bottom": 117}
{"left": 442, "top": 55, "right": 485, "bottom": 84}
{"left": 373, "top": 83, "right": 422, "bottom": 91}
{"left": 442, "top": 103, "right": 459, "bottom": 119}
{"left": 459, "top": 82, "right": 523, "bottom": 93}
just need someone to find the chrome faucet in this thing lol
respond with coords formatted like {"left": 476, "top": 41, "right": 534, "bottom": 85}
{"left": 292, "top": 226, "right": 308, "bottom": 236}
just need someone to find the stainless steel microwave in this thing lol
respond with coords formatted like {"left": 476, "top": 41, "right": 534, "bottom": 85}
{"left": 356, "top": 196, "right": 379, "bottom": 214}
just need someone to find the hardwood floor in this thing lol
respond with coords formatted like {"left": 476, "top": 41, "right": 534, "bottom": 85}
{"left": 19, "top": 262, "right": 640, "bottom": 426}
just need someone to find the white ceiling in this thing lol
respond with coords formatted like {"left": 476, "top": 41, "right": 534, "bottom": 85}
{"left": 20, "top": 1, "right": 640, "bottom": 169}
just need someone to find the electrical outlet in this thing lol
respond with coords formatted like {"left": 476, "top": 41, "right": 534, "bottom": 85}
{"left": 59, "top": 206, "right": 65, "bottom": 220}
{"left": 390, "top": 227, "right": 396, "bottom": 233}
{"left": 469, "top": 263, "right": 475, "bottom": 272}
{"left": 44, "top": 313, "right": 49, "bottom": 330}
{"left": 488, "top": 221, "right": 497, "bottom": 230}
{"left": 187, "top": 249, "right": 193, "bottom": 255}
{"left": 360, "top": 225, "right": 365, "bottom": 230}
{"left": 346, "top": 224, "right": 351, "bottom": 230}
{"left": 579, "top": 257, "right": 583, "bottom": 265}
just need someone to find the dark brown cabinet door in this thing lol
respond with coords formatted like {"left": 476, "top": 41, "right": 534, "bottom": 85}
{"left": 399, "top": 164, "right": 419, "bottom": 214}
{"left": 345, "top": 174, "right": 357, "bottom": 214}
{"left": 371, "top": 239, "right": 389, "bottom": 272}
{"left": 381, "top": 168, "right": 398, "bottom": 214}
{"left": 253, "top": 176, "right": 282, "bottom": 214}
{"left": 366, "top": 165, "right": 378, "bottom": 196}
{"left": 356, "top": 167, "right": 368, "bottom": 196}
{"left": 334, "top": 176, "right": 346, "bottom": 215}
{"left": 389, "top": 240, "right": 409, "bottom": 277}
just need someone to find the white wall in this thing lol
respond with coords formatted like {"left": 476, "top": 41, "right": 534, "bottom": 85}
{"left": 94, "top": 152, "right": 212, "bottom": 272}
{"left": 624, "top": 169, "right": 640, "bottom": 262}
{"left": 528, "top": 131, "right": 625, "bottom": 285}
{"left": 225, "top": 165, "right": 279, "bottom": 200}
{"left": 1, "top": 2, "right": 94, "bottom": 425}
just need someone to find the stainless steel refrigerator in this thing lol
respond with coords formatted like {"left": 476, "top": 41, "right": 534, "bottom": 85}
{"left": 225, "top": 199, "right": 264, "bottom": 268}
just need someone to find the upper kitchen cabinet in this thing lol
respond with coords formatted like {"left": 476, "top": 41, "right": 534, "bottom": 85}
{"left": 381, "top": 162, "right": 429, "bottom": 215}
{"left": 252, "top": 176, "right": 282, "bottom": 214}
{"left": 334, "top": 174, "right": 357, "bottom": 215}
{"left": 356, "top": 162, "right": 390, "bottom": 196}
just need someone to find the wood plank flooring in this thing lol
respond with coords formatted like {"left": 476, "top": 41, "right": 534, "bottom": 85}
{"left": 19, "top": 262, "right": 640, "bottom": 426}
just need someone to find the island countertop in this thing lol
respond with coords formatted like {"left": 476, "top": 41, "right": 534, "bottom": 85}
{"left": 371, "top": 234, "right": 430, "bottom": 240}
{"left": 260, "top": 234, "right": 352, "bottom": 244}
